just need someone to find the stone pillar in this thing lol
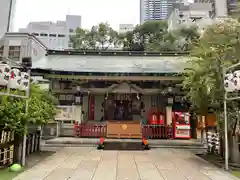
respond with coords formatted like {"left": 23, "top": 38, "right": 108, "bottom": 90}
{"left": 166, "top": 106, "right": 172, "bottom": 125}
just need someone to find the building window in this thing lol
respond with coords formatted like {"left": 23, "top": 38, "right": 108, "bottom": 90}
{"left": 8, "top": 46, "right": 21, "bottom": 61}
{"left": 32, "top": 33, "right": 39, "bottom": 36}
{"left": 0, "top": 46, "right": 3, "bottom": 56}
{"left": 58, "top": 34, "right": 65, "bottom": 38}
{"left": 40, "top": 33, "right": 48, "bottom": 37}
{"left": 69, "top": 28, "right": 74, "bottom": 33}
{"left": 49, "top": 34, "right": 56, "bottom": 37}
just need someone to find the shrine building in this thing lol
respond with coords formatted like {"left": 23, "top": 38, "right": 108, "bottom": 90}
{"left": 31, "top": 50, "right": 192, "bottom": 138}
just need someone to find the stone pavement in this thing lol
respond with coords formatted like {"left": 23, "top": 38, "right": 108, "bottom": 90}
{"left": 13, "top": 147, "right": 239, "bottom": 180}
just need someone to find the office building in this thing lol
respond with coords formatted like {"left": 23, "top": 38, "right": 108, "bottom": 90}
{"left": 140, "top": 0, "right": 168, "bottom": 23}
{"left": 168, "top": 7, "right": 213, "bottom": 32}
{"left": 19, "top": 15, "right": 81, "bottom": 50}
{"left": 0, "top": 32, "right": 47, "bottom": 62}
{"left": 119, "top": 24, "right": 134, "bottom": 33}
{"left": 194, "top": 0, "right": 233, "bottom": 17}
{"left": 140, "top": 0, "right": 189, "bottom": 23}
{"left": 0, "top": 0, "right": 16, "bottom": 38}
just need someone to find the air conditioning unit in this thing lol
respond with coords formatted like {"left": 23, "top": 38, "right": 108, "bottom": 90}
{"left": 21, "top": 57, "right": 32, "bottom": 68}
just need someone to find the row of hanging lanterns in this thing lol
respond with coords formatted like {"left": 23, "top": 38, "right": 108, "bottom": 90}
{"left": 0, "top": 58, "right": 31, "bottom": 91}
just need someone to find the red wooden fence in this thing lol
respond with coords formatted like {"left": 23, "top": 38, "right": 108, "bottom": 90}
{"left": 75, "top": 123, "right": 172, "bottom": 139}
{"left": 77, "top": 124, "right": 107, "bottom": 138}
{"left": 142, "top": 125, "right": 172, "bottom": 139}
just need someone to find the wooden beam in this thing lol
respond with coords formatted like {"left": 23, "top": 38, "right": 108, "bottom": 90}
{"left": 52, "top": 88, "right": 186, "bottom": 95}
{"left": 44, "top": 74, "right": 183, "bottom": 81}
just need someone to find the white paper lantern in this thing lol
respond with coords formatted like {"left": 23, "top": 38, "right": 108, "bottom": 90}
{"left": 224, "top": 73, "right": 235, "bottom": 92}
{"left": 19, "top": 72, "right": 29, "bottom": 91}
{"left": 8, "top": 68, "right": 21, "bottom": 89}
{"left": 233, "top": 70, "right": 240, "bottom": 90}
{"left": 0, "top": 63, "right": 10, "bottom": 86}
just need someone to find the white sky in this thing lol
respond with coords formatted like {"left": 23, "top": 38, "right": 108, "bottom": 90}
{"left": 15, "top": 0, "right": 139, "bottom": 30}
{"left": 15, "top": 0, "right": 194, "bottom": 31}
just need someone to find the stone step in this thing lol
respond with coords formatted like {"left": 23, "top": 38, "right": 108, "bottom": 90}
{"left": 41, "top": 137, "right": 207, "bottom": 151}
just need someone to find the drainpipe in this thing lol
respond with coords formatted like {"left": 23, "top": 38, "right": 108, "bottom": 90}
{"left": 7, "top": 0, "right": 13, "bottom": 32}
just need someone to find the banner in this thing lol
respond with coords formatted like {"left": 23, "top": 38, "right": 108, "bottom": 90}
{"left": 55, "top": 106, "right": 75, "bottom": 120}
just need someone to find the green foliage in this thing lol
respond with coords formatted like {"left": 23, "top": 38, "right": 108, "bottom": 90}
{"left": 0, "top": 84, "right": 58, "bottom": 135}
{"left": 70, "top": 20, "right": 199, "bottom": 51}
{"left": 183, "top": 18, "right": 240, "bottom": 129}
{"left": 70, "top": 22, "right": 118, "bottom": 50}
{"left": 70, "top": 28, "right": 89, "bottom": 50}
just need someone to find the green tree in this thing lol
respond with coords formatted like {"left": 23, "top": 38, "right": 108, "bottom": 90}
{"left": 118, "top": 31, "right": 144, "bottom": 51}
{"left": 70, "top": 23, "right": 118, "bottom": 50}
{"left": 183, "top": 19, "right": 240, "bottom": 149}
{"left": 70, "top": 28, "right": 90, "bottom": 50}
{"left": 0, "top": 84, "right": 58, "bottom": 135}
{"left": 145, "top": 32, "right": 178, "bottom": 51}
{"left": 93, "top": 22, "right": 119, "bottom": 50}
{"left": 133, "top": 20, "right": 169, "bottom": 51}
{"left": 172, "top": 25, "right": 200, "bottom": 51}
{"left": 70, "top": 20, "right": 199, "bottom": 52}
{"left": 118, "top": 20, "right": 169, "bottom": 51}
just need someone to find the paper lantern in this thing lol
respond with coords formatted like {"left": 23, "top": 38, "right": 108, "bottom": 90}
{"left": 19, "top": 72, "right": 29, "bottom": 91}
{"left": 224, "top": 73, "right": 235, "bottom": 92}
{"left": 8, "top": 68, "right": 21, "bottom": 89}
{"left": 233, "top": 70, "right": 240, "bottom": 90}
{"left": 0, "top": 63, "right": 10, "bottom": 86}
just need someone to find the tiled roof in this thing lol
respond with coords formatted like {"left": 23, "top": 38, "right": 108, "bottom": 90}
{"left": 32, "top": 55, "right": 189, "bottom": 73}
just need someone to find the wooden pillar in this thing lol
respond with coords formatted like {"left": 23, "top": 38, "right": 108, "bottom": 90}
{"left": 89, "top": 94, "right": 95, "bottom": 120}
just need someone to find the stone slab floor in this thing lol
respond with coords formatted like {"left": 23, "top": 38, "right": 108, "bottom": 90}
{"left": 13, "top": 147, "right": 239, "bottom": 180}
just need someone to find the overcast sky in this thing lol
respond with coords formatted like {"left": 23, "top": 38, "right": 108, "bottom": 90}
{"left": 15, "top": 0, "right": 193, "bottom": 31}
{"left": 15, "top": 0, "right": 139, "bottom": 30}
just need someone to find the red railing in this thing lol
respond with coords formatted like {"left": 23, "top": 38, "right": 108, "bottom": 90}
{"left": 142, "top": 125, "right": 172, "bottom": 139}
{"left": 76, "top": 124, "right": 107, "bottom": 138}
{"left": 75, "top": 123, "right": 172, "bottom": 139}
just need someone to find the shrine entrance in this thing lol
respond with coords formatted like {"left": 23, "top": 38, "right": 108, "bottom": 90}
{"left": 102, "top": 82, "right": 144, "bottom": 121}
{"left": 104, "top": 94, "right": 134, "bottom": 121}
{"left": 114, "top": 100, "right": 132, "bottom": 120}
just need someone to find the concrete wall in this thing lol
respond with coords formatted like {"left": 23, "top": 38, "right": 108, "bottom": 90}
{"left": 0, "top": 32, "right": 47, "bottom": 62}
